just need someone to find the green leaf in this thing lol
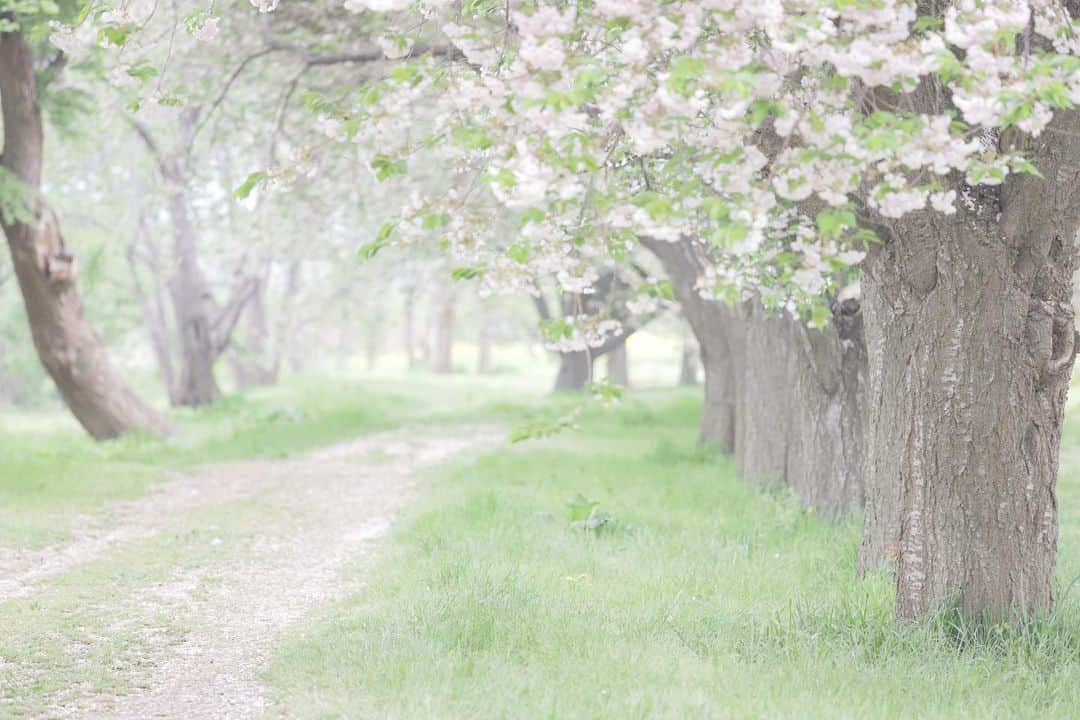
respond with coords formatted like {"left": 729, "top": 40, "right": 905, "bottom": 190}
{"left": 452, "top": 126, "right": 492, "bottom": 150}
{"left": 421, "top": 212, "right": 451, "bottom": 230}
{"left": 810, "top": 304, "right": 831, "bottom": 329}
{"left": 1009, "top": 156, "right": 1044, "bottom": 178}
{"left": 357, "top": 222, "right": 395, "bottom": 261}
{"left": 709, "top": 220, "right": 749, "bottom": 249}
{"left": 632, "top": 190, "right": 674, "bottom": 221}
{"left": 126, "top": 63, "right": 159, "bottom": 83}
{"left": 233, "top": 172, "right": 265, "bottom": 200}
{"left": 98, "top": 23, "right": 135, "bottom": 48}
{"left": 669, "top": 56, "right": 705, "bottom": 80}
{"left": 508, "top": 242, "right": 530, "bottom": 264}
{"left": 389, "top": 62, "right": 423, "bottom": 85}
{"left": 451, "top": 266, "right": 483, "bottom": 281}
{"left": 371, "top": 154, "right": 407, "bottom": 182}
{"left": 667, "top": 56, "right": 706, "bottom": 96}
{"left": 815, "top": 208, "right": 856, "bottom": 240}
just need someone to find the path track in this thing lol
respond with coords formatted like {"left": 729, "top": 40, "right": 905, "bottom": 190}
{"left": 1, "top": 424, "right": 500, "bottom": 720}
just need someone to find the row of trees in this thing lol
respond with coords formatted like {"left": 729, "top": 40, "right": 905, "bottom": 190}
{"left": 4, "top": 1, "right": 1080, "bottom": 626}
{"left": 297, "top": 0, "right": 1080, "bottom": 626}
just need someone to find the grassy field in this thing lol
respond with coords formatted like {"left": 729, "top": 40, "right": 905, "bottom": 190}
{"left": 266, "top": 389, "right": 1080, "bottom": 720}
{"left": 8, "top": 374, "right": 1080, "bottom": 717}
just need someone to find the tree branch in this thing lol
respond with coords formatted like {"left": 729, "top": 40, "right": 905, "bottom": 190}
{"left": 128, "top": 118, "right": 174, "bottom": 179}
{"left": 212, "top": 276, "right": 260, "bottom": 357}
{"left": 266, "top": 39, "right": 459, "bottom": 66}
{"left": 191, "top": 46, "right": 283, "bottom": 147}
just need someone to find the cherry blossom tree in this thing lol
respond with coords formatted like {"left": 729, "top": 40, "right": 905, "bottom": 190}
{"left": 265, "top": 0, "right": 1080, "bottom": 622}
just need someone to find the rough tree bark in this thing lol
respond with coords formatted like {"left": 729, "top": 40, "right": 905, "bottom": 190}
{"left": 859, "top": 121, "right": 1080, "bottom": 621}
{"left": 737, "top": 304, "right": 794, "bottom": 485}
{"left": 644, "top": 237, "right": 866, "bottom": 517}
{"left": 733, "top": 302, "right": 867, "bottom": 517}
{"left": 784, "top": 301, "right": 867, "bottom": 518}
{"left": 0, "top": 31, "right": 167, "bottom": 439}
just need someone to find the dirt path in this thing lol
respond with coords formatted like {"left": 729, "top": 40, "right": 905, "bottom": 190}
{"left": 4, "top": 424, "right": 500, "bottom": 720}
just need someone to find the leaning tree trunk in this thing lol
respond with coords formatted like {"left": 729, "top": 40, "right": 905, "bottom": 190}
{"left": 861, "top": 195, "right": 1080, "bottom": 622}
{"left": 0, "top": 32, "right": 168, "bottom": 440}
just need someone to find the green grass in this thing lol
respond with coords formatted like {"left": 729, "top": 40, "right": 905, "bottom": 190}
{"left": 266, "top": 390, "right": 1080, "bottom": 720}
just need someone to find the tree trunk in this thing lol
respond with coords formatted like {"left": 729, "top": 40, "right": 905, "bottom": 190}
{"left": 644, "top": 239, "right": 865, "bottom": 517}
{"left": 363, "top": 316, "right": 380, "bottom": 371}
{"left": 678, "top": 327, "right": 700, "bottom": 385}
{"left": 167, "top": 186, "right": 221, "bottom": 406}
{"left": 642, "top": 238, "right": 738, "bottom": 452}
{"left": 232, "top": 276, "right": 278, "bottom": 389}
{"left": 0, "top": 32, "right": 168, "bottom": 440}
{"left": 477, "top": 305, "right": 493, "bottom": 374}
{"left": 403, "top": 286, "right": 418, "bottom": 370}
{"left": 554, "top": 350, "right": 593, "bottom": 392}
{"left": 606, "top": 341, "right": 629, "bottom": 386}
{"left": 784, "top": 303, "right": 867, "bottom": 519}
{"left": 736, "top": 300, "right": 867, "bottom": 517}
{"left": 131, "top": 109, "right": 256, "bottom": 407}
{"left": 431, "top": 285, "right": 455, "bottom": 374}
{"left": 861, "top": 200, "right": 1079, "bottom": 622}
{"left": 125, "top": 222, "right": 180, "bottom": 404}
{"left": 269, "top": 259, "right": 302, "bottom": 381}
{"left": 737, "top": 304, "right": 794, "bottom": 486}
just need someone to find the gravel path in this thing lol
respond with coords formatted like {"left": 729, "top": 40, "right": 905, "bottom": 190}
{"left": 3, "top": 424, "right": 500, "bottom": 720}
